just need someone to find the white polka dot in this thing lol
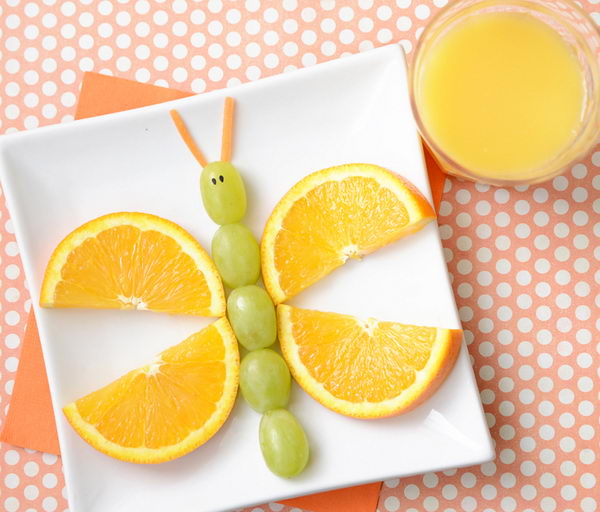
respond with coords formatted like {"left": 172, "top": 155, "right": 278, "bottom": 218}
{"left": 519, "top": 413, "right": 535, "bottom": 428}
{"left": 580, "top": 472, "right": 596, "bottom": 489}
{"left": 384, "top": 496, "right": 400, "bottom": 511}
{"left": 574, "top": 234, "right": 590, "bottom": 249}
{"left": 78, "top": 56, "right": 94, "bottom": 71}
{"left": 579, "top": 425, "right": 595, "bottom": 441}
{"left": 377, "top": 28, "right": 393, "bottom": 44}
{"left": 24, "top": 47, "right": 39, "bottom": 62}
{"left": 423, "top": 496, "right": 438, "bottom": 511}
{"left": 519, "top": 389, "right": 535, "bottom": 404}
{"left": 459, "top": 472, "right": 476, "bottom": 489}
{"left": 171, "top": 20, "right": 188, "bottom": 36}
{"left": 114, "top": 33, "right": 131, "bottom": 49}
{"left": 172, "top": 67, "right": 187, "bottom": 82}
{"left": 5, "top": 58, "right": 21, "bottom": 74}
{"left": 42, "top": 453, "right": 58, "bottom": 465}
{"left": 5, "top": 103, "right": 23, "bottom": 120}
{"left": 442, "top": 484, "right": 458, "bottom": 500}
{"left": 283, "top": 41, "right": 298, "bottom": 56}
{"left": 553, "top": 175, "right": 568, "bottom": 190}
{"left": 42, "top": 497, "right": 58, "bottom": 512}
{"left": 133, "top": 67, "right": 149, "bottom": 82}
{"left": 301, "top": 53, "right": 317, "bottom": 67}
{"left": 476, "top": 224, "right": 491, "bottom": 239}
{"left": 478, "top": 317, "right": 493, "bottom": 333}
{"left": 560, "top": 315, "right": 578, "bottom": 335}
{"left": 457, "top": 259, "right": 472, "bottom": 275}
{"left": 514, "top": 222, "right": 531, "bottom": 238}
{"left": 499, "top": 400, "right": 515, "bottom": 416}
{"left": 339, "top": 29, "right": 355, "bottom": 44}
{"left": 41, "top": 473, "right": 58, "bottom": 489}
{"left": 415, "top": 4, "right": 431, "bottom": 19}
{"left": 404, "top": 484, "right": 420, "bottom": 499}
{"left": 5, "top": 356, "right": 19, "bottom": 372}
{"left": 518, "top": 365, "right": 534, "bottom": 381}
{"left": 396, "top": 15, "right": 412, "bottom": 31}
{"left": 385, "top": 478, "right": 400, "bottom": 488}
{"left": 4, "top": 498, "right": 20, "bottom": 512}
{"left": 539, "top": 448, "right": 555, "bottom": 464}
{"left": 499, "top": 425, "right": 515, "bottom": 441}
{"left": 572, "top": 186, "right": 588, "bottom": 202}
{"left": 540, "top": 472, "right": 556, "bottom": 489}
{"left": 24, "top": 484, "right": 41, "bottom": 501}
{"left": 78, "top": 11, "right": 94, "bottom": 27}
{"left": 577, "top": 400, "right": 595, "bottom": 416}
{"left": 537, "top": 352, "right": 553, "bottom": 369}
{"left": 5, "top": 333, "right": 20, "bottom": 349}
{"left": 190, "top": 78, "right": 206, "bottom": 92}
{"left": 4, "top": 473, "right": 19, "bottom": 489}
{"left": 580, "top": 448, "right": 595, "bottom": 464}
{"left": 24, "top": 461, "right": 39, "bottom": 477}
{"left": 495, "top": 235, "right": 511, "bottom": 251}
{"left": 495, "top": 212, "right": 510, "bottom": 227}
{"left": 263, "top": 30, "right": 279, "bottom": 46}
{"left": 481, "top": 484, "right": 497, "bottom": 499}
{"left": 560, "top": 484, "right": 577, "bottom": 501}
{"left": 246, "top": 65, "right": 261, "bottom": 80}
{"left": 320, "top": 41, "right": 336, "bottom": 57}
{"left": 5, "top": 310, "right": 20, "bottom": 326}
{"left": 534, "top": 234, "right": 550, "bottom": 250}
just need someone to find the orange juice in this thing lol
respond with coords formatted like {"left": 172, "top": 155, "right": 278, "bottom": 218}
{"left": 414, "top": 10, "right": 586, "bottom": 181}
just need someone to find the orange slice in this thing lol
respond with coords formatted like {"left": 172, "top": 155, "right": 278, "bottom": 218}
{"left": 63, "top": 318, "right": 239, "bottom": 463}
{"left": 261, "top": 164, "right": 435, "bottom": 304}
{"left": 278, "top": 305, "right": 462, "bottom": 418}
{"left": 41, "top": 212, "right": 225, "bottom": 316}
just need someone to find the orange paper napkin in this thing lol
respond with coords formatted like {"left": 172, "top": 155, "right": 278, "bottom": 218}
{"left": 1, "top": 71, "right": 445, "bottom": 512}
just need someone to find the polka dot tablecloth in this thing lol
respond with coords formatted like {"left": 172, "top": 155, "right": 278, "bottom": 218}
{"left": 1, "top": 1, "right": 598, "bottom": 511}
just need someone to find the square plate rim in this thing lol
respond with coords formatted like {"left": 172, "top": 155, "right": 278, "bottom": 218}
{"left": 0, "top": 43, "right": 494, "bottom": 512}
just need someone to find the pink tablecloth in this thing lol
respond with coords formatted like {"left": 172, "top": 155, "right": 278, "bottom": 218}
{"left": 1, "top": 1, "right": 598, "bottom": 512}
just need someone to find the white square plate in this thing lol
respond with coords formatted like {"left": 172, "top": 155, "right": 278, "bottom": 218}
{"left": 0, "top": 45, "right": 493, "bottom": 512}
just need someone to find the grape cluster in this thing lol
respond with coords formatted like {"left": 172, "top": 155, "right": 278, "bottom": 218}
{"left": 172, "top": 100, "right": 309, "bottom": 478}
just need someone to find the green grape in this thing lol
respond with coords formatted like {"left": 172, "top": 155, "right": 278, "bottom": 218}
{"left": 211, "top": 224, "right": 260, "bottom": 288}
{"left": 200, "top": 161, "right": 247, "bottom": 225}
{"left": 227, "top": 285, "right": 276, "bottom": 350}
{"left": 240, "top": 349, "right": 290, "bottom": 413}
{"left": 259, "top": 409, "right": 309, "bottom": 478}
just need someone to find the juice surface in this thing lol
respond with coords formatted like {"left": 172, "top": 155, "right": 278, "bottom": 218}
{"left": 417, "top": 11, "right": 584, "bottom": 179}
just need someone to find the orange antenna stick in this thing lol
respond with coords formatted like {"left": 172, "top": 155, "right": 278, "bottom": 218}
{"left": 221, "top": 97, "right": 235, "bottom": 162}
{"left": 169, "top": 109, "right": 208, "bottom": 168}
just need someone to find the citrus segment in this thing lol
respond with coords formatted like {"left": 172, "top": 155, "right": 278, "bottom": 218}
{"left": 41, "top": 212, "right": 225, "bottom": 316}
{"left": 278, "top": 305, "right": 462, "bottom": 418}
{"left": 261, "top": 164, "right": 435, "bottom": 303}
{"left": 63, "top": 318, "right": 239, "bottom": 463}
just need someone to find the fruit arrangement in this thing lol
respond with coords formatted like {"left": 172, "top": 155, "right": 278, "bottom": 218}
{"left": 40, "top": 97, "right": 461, "bottom": 476}
{"left": 42, "top": 212, "right": 236, "bottom": 464}
{"left": 260, "top": 163, "right": 462, "bottom": 418}
{"left": 169, "top": 98, "right": 309, "bottom": 477}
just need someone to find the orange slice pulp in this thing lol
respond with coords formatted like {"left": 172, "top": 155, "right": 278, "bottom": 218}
{"left": 63, "top": 318, "right": 239, "bottom": 463}
{"left": 40, "top": 212, "right": 225, "bottom": 316}
{"left": 261, "top": 164, "right": 436, "bottom": 304}
{"left": 278, "top": 305, "right": 462, "bottom": 418}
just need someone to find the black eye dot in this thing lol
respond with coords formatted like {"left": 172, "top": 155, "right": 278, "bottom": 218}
{"left": 211, "top": 178, "right": 217, "bottom": 185}
{"left": 219, "top": 175, "right": 224, "bottom": 182}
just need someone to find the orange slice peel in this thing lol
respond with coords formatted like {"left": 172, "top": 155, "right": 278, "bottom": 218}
{"left": 40, "top": 212, "right": 225, "bottom": 317}
{"left": 261, "top": 163, "right": 436, "bottom": 304}
{"left": 63, "top": 318, "right": 239, "bottom": 463}
{"left": 278, "top": 305, "right": 462, "bottom": 419}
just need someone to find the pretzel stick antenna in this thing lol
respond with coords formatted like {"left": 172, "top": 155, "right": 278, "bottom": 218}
{"left": 221, "top": 97, "right": 235, "bottom": 162}
{"left": 169, "top": 109, "right": 208, "bottom": 168}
